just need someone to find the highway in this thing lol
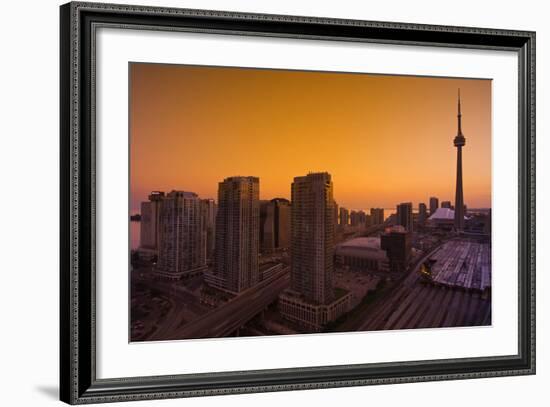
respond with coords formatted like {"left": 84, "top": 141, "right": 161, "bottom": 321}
{"left": 150, "top": 267, "right": 290, "bottom": 340}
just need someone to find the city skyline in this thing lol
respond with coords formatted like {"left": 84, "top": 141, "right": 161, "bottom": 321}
{"left": 130, "top": 63, "right": 492, "bottom": 213}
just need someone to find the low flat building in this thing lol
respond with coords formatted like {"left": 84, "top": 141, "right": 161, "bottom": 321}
{"left": 335, "top": 237, "right": 389, "bottom": 271}
{"left": 421, "top": 239, "right": 491, "bottom": 292}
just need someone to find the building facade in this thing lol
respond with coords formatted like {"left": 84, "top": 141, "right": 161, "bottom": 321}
{"left": 200, "top": 198, "right": 217, "bottom": 261}
{"left": 370, "top": 208, "right": 385, "bottom": 225}
{"left": 380, "top": 225, "right": 412, "bottom": 273}
{"left": 429, "top": 196, "right": 439, "bottom": 215}
{"left": 339, "top": 207, "right": 349, "bottom": 227}
{"left": 289, "top": 172, "right": 335, "bottom": 304}
{"left": 260, "top": 198, "right": 291, "bottom": 253}
{"left": 396, "top": 202, "right": 413, "bottom": 232}
{"left": 139, "top": 191, "right": 165, "bottom": 253}
{"left": 418, "top": 202, "right": 428, "bottom": 225}
{"left": 279, "top": 172, "right": 351, "bottom": 331}
{"left": 156, "top": 191, "right": 207, "bottom": 279}
{"left": 212, "top": 176, "right": 260, "bottom": 293}
{"left": 335, "top": 237, "right": 389, "bottom": 271}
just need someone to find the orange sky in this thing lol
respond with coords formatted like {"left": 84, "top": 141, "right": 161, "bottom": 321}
{"left": 130, "top": 63, "right": 491, "bottom": 213}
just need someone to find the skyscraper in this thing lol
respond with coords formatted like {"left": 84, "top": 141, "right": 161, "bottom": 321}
{"left": 156, "top": 191, "right": 206, "bottom": 279}
{"left": 260, "top": 198, "right": 291, "bottom": 253}
{"left": 213, "top": 176, "right": 260, "bottom": 293}
{"left": 370, "top": 208, "right": 385, "bottom": 225}
{"left": 333, "top": 201, "right": 339, "bottom": 228}
{"left": 139, "top": 191, "right": 165, "bottom": 252}
{"left": 339, "top": 207, "right": 349, "bottom": 226}
{"left": 429, "top": 197, "right": 439, "bottom": 215}
{"left": 396, "top": 202, "right": 413, "bottom": 232}
{"left": 279, "top": 172, "right": 351, "bottom": 331}
{"left": 418, "top": 202, "right": 427, "bottom": 225}
{"left": 200, "top": 198, "right": 217, "bottom": 261}
{"left": 289, "top": 172, "right": 335, "bottom": 304}
{"left": 454, "top": 90, "right": 466, "bottom": 231}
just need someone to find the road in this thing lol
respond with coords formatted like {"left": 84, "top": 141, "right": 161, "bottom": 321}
{"left": 149, "top": 267, "right": 290, "bottom": 340}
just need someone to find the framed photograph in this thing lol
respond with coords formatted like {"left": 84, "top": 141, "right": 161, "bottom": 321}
{"left": 60, "top": 1, "right": 535, "bottom": 404}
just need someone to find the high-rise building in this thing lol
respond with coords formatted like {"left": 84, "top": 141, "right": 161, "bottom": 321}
{"left": 429, "top": 197, "right": 439, "bottom": 215}
{"left": 418, "top": 203, "right": 427, "bottom": 225}
{"left": 156, "top": 191, "right": 207, "bottom": 279}
{"left": 333, "top": 201, "right": 339, "bottom": 227}
{"left": 381, "top": 225, "right": 411, "bottom": 273}
{"left": 396, "top": 202, "right": 413, "bottom": 232}
{"left": 289, "top": 172, "right": 335, "bottom": 304}
{"left": 259, "top": 200, "right": 274, "bottom": 252}
{"left": 200, "top": 198, "right": 217, "bottom": 261}
{"left": 350, "top": 210, "right": 367, "bottom": 227}
{"left": 370, "top": 208, "right": 385, "bottom": 225}
{"left": 260, "top": 198, "right": 291, "bottom": 253}
{"left": 279, "top": 172, "right": 351, "bottom": 331}
{"left": 139, "top": 191, "right": 165, "bottom": 252}
{"left": 339, "top": 207, "right": 349, "bottom": 226}
{"left": 213, "top": 176, "right": 260, "bottom": 293}
{"left": 441, "top": 201, "right": 452, "bottom": 209}
{"left": 454, "top": 90, "right": 466, "bottom": 231}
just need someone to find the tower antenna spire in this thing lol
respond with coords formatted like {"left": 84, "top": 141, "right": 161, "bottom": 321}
{"left": 457, "top": 88, "right": 462, "bottom": 135}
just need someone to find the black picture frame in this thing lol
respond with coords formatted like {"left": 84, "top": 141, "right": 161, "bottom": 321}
{"left": 60, "top": 1, "right": 536, "bottom": 404}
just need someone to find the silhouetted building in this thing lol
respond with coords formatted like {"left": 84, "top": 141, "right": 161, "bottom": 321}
{"left": 380, "top": 225, "right": 411, "bottom": 273}
{"left": 139, "top": 191, "right": 165, "bottom": 253}
{"left": 156, "top": 191, "right": 207, "bottom": 279}
{"left": 350, "top": 210, "right": 367, "bottom": 227}
{"left": 333, "top": 201, "right": 339, "bottom": 227}
{"left": 418, "top": 202, "right": 427, "bottom": 225}
{"left": 210, "top": 176, "right": 260, "bottom": 293}
{"left": 441, "top": 201, "right": 452, "bottom": 209}
{"left": 429, "top": 197, "right": 439, "bottom": 215}
{"left": 396, "top": 202, "right": 413, "bottom": 232}
{"left": 339, "top": 207, "right": 349, "bottom": 226}
{"left": 260, "top": 198, "right": 291, "bottom": 253}
{"left": 279, "top": 172, "right": 351, "bottom": 331}
{"left": 370, "top": 208, "right": 385, "bottom": 225}
{"left": 200, "top": 198, "right": 217, "bottom": 261}
{"left": 454, "top": 90, "right": 466, "bottom": 231}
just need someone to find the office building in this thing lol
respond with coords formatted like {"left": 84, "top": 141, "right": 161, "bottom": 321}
{"left": 380, "top": 225, "right": 412, "bottom": 273}
{"left": 441, "top": 201, "right": 452, "bottom": 209}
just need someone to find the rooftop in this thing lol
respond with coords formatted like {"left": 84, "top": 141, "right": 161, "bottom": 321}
{"left": 338, "top": 237, "right": 381, "bottom": 250}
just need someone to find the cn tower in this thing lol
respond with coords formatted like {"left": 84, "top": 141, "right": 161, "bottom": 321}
{"left": 454, "top": 90, "right": 466, "bottom": 232}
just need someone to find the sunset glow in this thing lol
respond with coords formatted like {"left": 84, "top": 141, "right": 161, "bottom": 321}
{"left": 130, "top": 63, "right": 491, "bottom": 212}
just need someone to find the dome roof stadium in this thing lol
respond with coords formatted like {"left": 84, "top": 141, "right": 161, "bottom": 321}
{"left": 428, "top": 207, "right": 467, "bottom": 221}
